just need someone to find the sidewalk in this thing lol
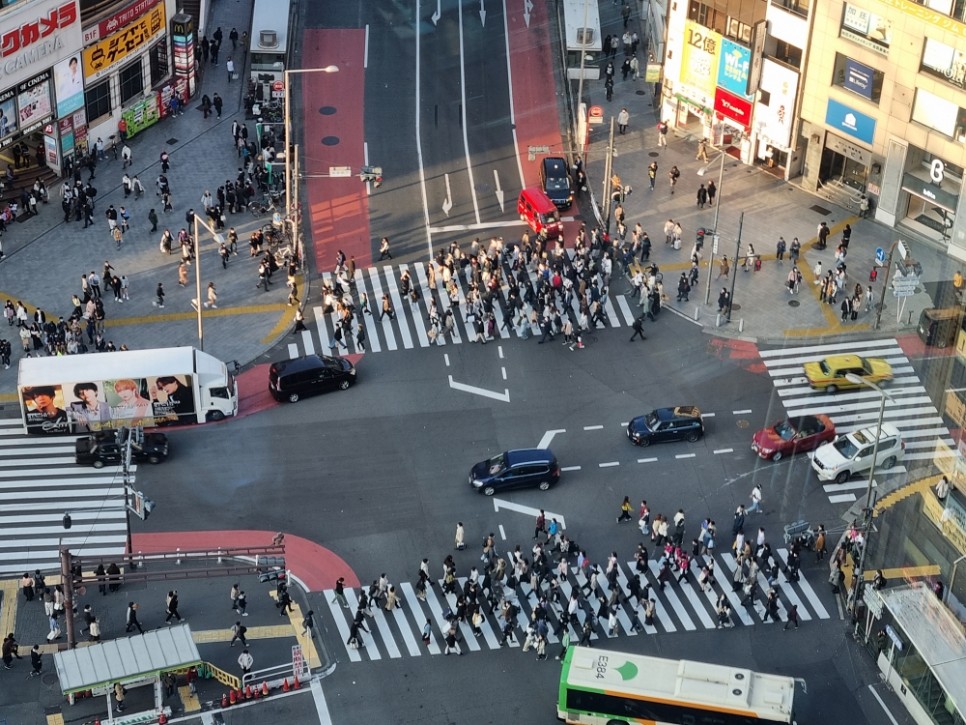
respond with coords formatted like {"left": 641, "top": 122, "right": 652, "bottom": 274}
{"left": 584, "top": 1, "right": 960, "bottom": 346}
{"left": 0, "top": 0, "right": 295, "bottom": 403}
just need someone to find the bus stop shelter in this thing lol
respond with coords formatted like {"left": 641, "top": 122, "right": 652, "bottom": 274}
{"left": 53, "top": 624, "right": 201, "bottom": 721}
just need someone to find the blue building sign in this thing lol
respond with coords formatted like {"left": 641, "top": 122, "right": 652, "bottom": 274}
{"left": 826, "top": 98, "right": 876, "bottom": 144}
{"left": 843, "top": 58, "right": 874, "bottom": 100}
{"left": 717, "top": 38, "right": 752, "bottom": 98}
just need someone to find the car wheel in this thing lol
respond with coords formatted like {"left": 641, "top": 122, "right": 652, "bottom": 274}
{"left": 148, "top": 456, "right": 160, "bottom": 464}
{"left": 287, "top": 392, "right": 300, "bottom": 403}
{"left": 686, "top": 432, "right": 700, "bottom": 443}
{"left": 482, "top": 486, "right": 496, "bottom": 497}
{"left": 92, "top": 460, "right": 105, "bottom": 469}
{"left": 538, "top": 481, "right": 551, "bottom": 491}
{"left": 339, "top": 379, "right": 351, "bottom": 391}
{"left": 883, "top": 456, "right": 897, "bottom": 469}
{"left": 826, "top": 384, "right": 838, "bottom": 394}
{"left": 834, "top": 470, "right": 850, "bottom": 484}
{"left": 209, "top": 410, "right": 225, "bottom": 422}
{"left": 636, "top": 437, "right": 650, "bottom": 448}
{"left": 771, "top": 450, "right": 783, "bottom": 462}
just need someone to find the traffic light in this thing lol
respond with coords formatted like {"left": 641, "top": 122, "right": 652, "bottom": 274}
{"left": 259, "top": 568, "right": 287, "bottom": 584}
{"left": 359, "top": 165, "right": 383, "bottom": 188}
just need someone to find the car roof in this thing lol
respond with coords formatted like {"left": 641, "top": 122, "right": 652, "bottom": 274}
{"left": 271, "top": 354, "right": 338, "bottom": 374}
{"left": 654, "top": 406, "right": 702, "bottom": 421}
{"left": 505, "top": 448, "right": 556, "bottom": 465}
{"left": 542, "top": 157, "right": 568, "bottom": 175}
{"left": 848, "top": 424, "right": 901, "bottom": 444}
{"left": 822, "top": 354, "right": 865, "bottom": 366}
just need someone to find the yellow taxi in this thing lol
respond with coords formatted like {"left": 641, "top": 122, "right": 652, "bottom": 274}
{"left": 803, "top": 354, "right": 893, "bottom": 393}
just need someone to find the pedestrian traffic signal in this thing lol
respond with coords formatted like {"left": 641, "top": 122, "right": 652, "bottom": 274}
{"left": 142, "top": 497, "right": 156, "bottom": 520}
{"left": 359, "top": 165, "right": 383, "bottom": 188}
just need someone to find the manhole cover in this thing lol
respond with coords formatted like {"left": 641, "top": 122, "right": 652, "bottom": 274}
{"left": 636, "top": 90, "right": 646, "bottom": 96}
{"left": 648, "top": 151, "right": 660, "bottom": 157}
{"left": 730, "top": 303, "right": 741, "bottom": 311}
{"left": 809, "top": 204, "right": 832, "bottom": 216}
{"left": 736, "top": 419, "right": 749, "bottom": 428}
{"left": 319, "top": 106, "right": 336, "bottom": 115}
{"left": 321, "top": 136, "right": 339, "bottom": 146}
{"left": 788, "top": 300, "right": 800, "bottom": 307}
{"left": 166, "top": 138, "right": 178, "bottom": 145}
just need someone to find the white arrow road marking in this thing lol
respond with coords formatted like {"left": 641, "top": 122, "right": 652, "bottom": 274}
{"left": 537, "top": 429, "right": 565, "bottom": 449}
{"left": 448, "top": 375, "right": 509, "bottom": 402}
{"left": 494, "top": 169, "right": 505, "bottom": 212}
{"left": 480, "top": 0, "right": 487, "bottom": 25}
{"left": 431, "top": 0, "right": 441, "bottom": 25}
{"left": 441, "top": 173, "right": 453, "bottom": 216}
{"left": 493, "top": 498, "right": 566, "bottom": 529}
{"left": 523, "top": 0, "right": 533, "bottom": 27}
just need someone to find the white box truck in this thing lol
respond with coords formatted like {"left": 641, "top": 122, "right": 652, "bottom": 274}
{"left": 18, "top": 346, "right": 238, "bottom": 435}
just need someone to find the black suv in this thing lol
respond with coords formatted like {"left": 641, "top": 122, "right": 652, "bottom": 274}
{"left": 540, "top": 157, "right": 573, "bottom": 209}
{"left": 269, "top": 354, "right": 356, "bottom": 403}
{"left": 75, "top": 429, "right": 169, "bottom": 468}
{"left": 469, "top": 449, "right": 560, "bottom": 496}
{"left": 626, "top": 406, "right": 704, "bottom": 447}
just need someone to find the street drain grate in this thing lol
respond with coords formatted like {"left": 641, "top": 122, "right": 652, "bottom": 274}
{"left": 809, "top": 204, "right": 832, "bottom": 215}
{"left": 788, "top": 300, "right": 800, "bottom": 307}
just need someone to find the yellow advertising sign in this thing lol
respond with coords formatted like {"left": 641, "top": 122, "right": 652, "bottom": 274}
{"left": 880, "top": 0, "right": 966, "bottom": 38}
{"left": 82, "top": 3, "right": 165, "bottom": 82}
{"left": 680, "top": 21, "right": 721, "bottom": 98}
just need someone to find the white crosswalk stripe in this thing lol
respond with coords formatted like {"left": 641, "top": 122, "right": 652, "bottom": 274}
{"left": 285, "top": 262, "right": 643, "bottom": 358}
{"left": 0, "top": 418, "right": 131, "bottom": 575}
{"left": 319, "top": 548, "right": 830, "bottom": 661}
{"left": 761, "top": 338, "right": 952, "bottom": 503}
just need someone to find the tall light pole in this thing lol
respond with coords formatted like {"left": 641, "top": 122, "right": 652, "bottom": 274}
{"left": 283, "top": 65, "right": 339, "bottom": 268}
{"left": 574, "top": 0, "right": 592, "bottom": 151}
{"left": 844, "top": 372, "right": 895, "bottom": 612}
{"left": 192, "top": 214, "right": 225, "bottom": 352}
{"left": 697, "top": 152, "right": 726, "bottom": 304}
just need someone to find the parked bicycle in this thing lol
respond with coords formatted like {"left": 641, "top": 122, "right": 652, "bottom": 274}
{"left": 248, "top": 192, "right": 284, "bottom": 217}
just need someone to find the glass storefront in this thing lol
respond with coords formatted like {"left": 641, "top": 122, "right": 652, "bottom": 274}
{"left": 899, "top": 152, "right": 962, "bottom": 244}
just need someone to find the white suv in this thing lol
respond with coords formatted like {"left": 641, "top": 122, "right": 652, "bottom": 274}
{"left": 810, "top": 424, "right": 904, "bottom": 484}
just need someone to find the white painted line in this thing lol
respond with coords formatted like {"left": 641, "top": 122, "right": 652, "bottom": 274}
{"left": 498, "top": 345, "right": 504, "bottom": 359}
{"left": 368, "top": 599, "right": 403, "bottom": 658}
{"left": 501, "top": 367, "right": 507, "bottom": 380}
{"left": 287, "top": 342, "right": 298, "bottom": 359}
{"left": 492, "top": 498, "right": 566, "bottom": 529}
{"left": 498, "top": 524, "right": 506, "bottom": 540}
{"left": 399, "top": 582, "right": 440, "bottom": 655}
{"left": 327, "top": 589, "right": 362, "bottom": 662}
{"left": 310, "top": 680, "right": 334, "bottom": 725}
{"left": 620, "top": 422, "right": 629, "bottom": 427}
{"left": 448, "top": 375, "right": 509, "bottom": 402}
{"left": 778, "top": 548, "right": 830, "bottom": 619}
{"left": 389, "top": 594, "right": 423, "bottom": 656}
{"left": 399, "top": 264, "right": 430, "bottom": 348}
{"left": 583, "top": 425, "right": 604, "bottom": 431}
{"left": 598, "top": 461, "right": 620, "bottom": 468}
{"left": 363, "top": 24, "right": 370, "bottom": 69}
{"left": 701, "top": 412, "right": 716, "bottom": 418}
{"left": 828, "top": 493, "right": 857, "bottom": 504}
{"left": 616, "top": 295, "right": 636, "bottom": 325}
{"left": 537, "top": 429, "right": 565, "bottom": 449}
{"left": 444, "top": 353, "right": 450, "bottom": 367}
{"left": 301, "top": 328, "right": 316, "bottom": 357}
{"left": 713, "top": 448, "right": 734, "bottom": 454}
{"left": 675, "top": 453, "right": 696, "bottom": 459}
{"left": 368, "top": 267, "right": 397, "bottom": 351}
{"left": 638, "top": 457, "right": 658, "bottom": 463}
{"left": 355, "top": 269, "right": 382, "bottom": 353}
{"left": 868, "top": 684, "right": 901, "bottom": 725}
{"left": 384, "top": 268, "right": 414, "bottom": 350}
{"left": 758, "top": 337, "right": 899, "bottom": 358}
{"left": 823, "top": 480, "right": 874, "bottom": 493}
{"left": 561, "top": 465, "right": 582, "bottom": 472}
{"left": 732, "top": 409, "right": 752, "bottom": 415}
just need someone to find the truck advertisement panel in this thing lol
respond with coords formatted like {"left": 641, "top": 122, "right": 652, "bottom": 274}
{"left": 22, "top": 374, "right": 196, "bottom": 434}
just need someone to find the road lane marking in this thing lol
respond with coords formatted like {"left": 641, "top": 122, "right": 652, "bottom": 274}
{"left": 447, "top": 376, "right": 509, "bottom": 402}
{"left": 583, "top": 425, "right": 604, "bottom": 430}
{"left": 701, "top": 413, "right": 715, "bottom": 418}
{"left": 560, "top": 465, "right": 581, "bottom": 472}
{"left": 501, "top": 367, "right": 507, "bottom": 380}
{"left": 713, "top": 448, "right": 734, "bottom": 454}
{"left": 598, "top": 461, "right": 619, "bottom": 468}
{"left": 675, "top": 453, "right": 696, "bottom": 459}
{"left": 638, "top": 457, "right": 658, "bottom": 463}
{"left": 828, "top": 494, "right": 857, "bottom": 503}
{"left": 732, "top": 409, "right": 752, "bottom": 415}
{"left": 492, "top": 498, "right": 567, "bottom": 529}
{"left": 537, "top": 429, "right": 565, "bottom": 449}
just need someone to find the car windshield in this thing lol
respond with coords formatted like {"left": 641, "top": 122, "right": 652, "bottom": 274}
{"left": 540, "top": 210, "right": 561, "bottom": 223}
{"left": 862, "top": 358, "right": 874, "bottom": 373}
{"left": 546, "top": 177, "right": 569, "bottom": 191}
{"left": 645, "top": 412, "right": 660, "bottom": 429}
{"left": 774, "top": 420, "right": 796, "bottom": 441}
{"left": 486, "top": 453, "right": 506, "bottom": 475}
{"left": 819, "top": 359, "right": 832, "bottom": 375}
{"left": 833, "top": 436, "right": 859, "bottom": 458}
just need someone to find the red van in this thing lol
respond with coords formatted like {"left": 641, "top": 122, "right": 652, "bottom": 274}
{"left": 518, "top": 187, "right": 563, "bottom": 240}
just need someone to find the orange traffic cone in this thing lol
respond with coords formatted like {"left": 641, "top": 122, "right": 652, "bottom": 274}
{"left": 293, "top": 674, "right": 301, "bottom": 689}
{"left": 261, "top": 681, "right": 270, "bottom": 697}
{"left": 229, "top": 688, "right": 237, "bottom": 705}
{"left": 220, "top": 692, "right": 228, "bottom": 708}
{"left": 253, "top": 683, "right": 261, "bottom": 699}
{"left": 282, "top": 677, "right": 290, "bottom": 692}
{"left": 237, "top": 688, "right": 244, "bottom": 703}
{"left": 245, "top": 684, "right": 253, "bottom": 700}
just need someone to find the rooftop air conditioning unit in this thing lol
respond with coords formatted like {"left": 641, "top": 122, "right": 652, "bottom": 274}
{"left": 258, "top": 30, "right": 278, "bottom": 48}
{"left": 577, "top": 27, "right": 595, "bottom": 45}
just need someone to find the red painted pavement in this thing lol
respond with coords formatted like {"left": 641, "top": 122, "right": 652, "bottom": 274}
{"left": 301, "top": 29, "right": 371, "bottom": 272}
{"left": 233, "top": 355, "right": 366, "bottom": 418}
{"left": 132, "top": 531, "right": 360, "bottom": 591}
{"left": 897, "top": 332, "right": 956, "bottom": 359}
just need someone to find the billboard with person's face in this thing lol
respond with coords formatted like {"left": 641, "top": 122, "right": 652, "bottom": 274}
{"left": 22, "top": 384, "right": 70, "bottom": 434}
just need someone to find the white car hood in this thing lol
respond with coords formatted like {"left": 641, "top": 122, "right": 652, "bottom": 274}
{"left": 811, "top": 442, "right": 850, "bottom": 469}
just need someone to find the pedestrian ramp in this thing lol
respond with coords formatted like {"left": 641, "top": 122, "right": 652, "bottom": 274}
{"left": 760, "top": 338, "right": 954, "bottom": 504}
{"left": 0, "top": 418, "right": 131, "bottom": 575}
{"left": 319, "top": 548, "right": 831, "bottom": 662}
{"left": 285, "top": 261, "right": 647, "bottom": 359}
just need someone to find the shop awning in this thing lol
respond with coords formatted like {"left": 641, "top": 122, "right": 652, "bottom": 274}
{"left": 53, "top": 624, "right": 201, "bottom": 695}
{"left": 879, "top": 582, "right": 966, "bottom": 715}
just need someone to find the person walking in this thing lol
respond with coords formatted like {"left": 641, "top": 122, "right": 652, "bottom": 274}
{"left": 629, "top": 315, "right": 647, "bottom": 341}
{"left": 226, "top": 57, "right": 235, "bottom": 82}
{"left": 617, "top": 107, "right": 629, "bottom": 135}
{"left": 237, "top": 648, "right": 253, "bottom": 675}
{"left": 443, "top": 626, "right": 463, "bottom": 655}
{"left": 668, "top": 165, "right": 680, "bottom": 193}
{"left": 301, "top": 610, "right": 316, "bottom": 636}
{"left": 153, "top": 282, "right": 165, "bottom": 308}
{"left": 748, "top": 484, "right": 763, "bottom": 514}
{"left": 716, "top": 256, "right": 730, "bottom": 280}
{"left": 776, "top": 236, "right": 786, "bottom": 262}
{"left": 229, "top": 621, "right": 248, "bottom": 647}
{"left": 696, "top": 183, "right": 708, "bottom": 208}
{"left": 647, "top": 161, "right": 658, "bottom": 190}
{"left": 657, "top": 119, "right": 669, "bottom": 147}
{"left": 114, "top": 682, "right": 126, "bottom": 712}
{"left": 332, "top": 577, "right": 349, "bottom": 608}
{"left": 617, "top": 496, "right": 633, "bottom": 523}
{"left": 2, "top": 633, "right": 22, "bottom": 669}
{"left": 213, "top": 92, "right": 223, "bottom": 119}
{"left": 455, "top": 522, "right": 466, "bottom": 550}
{"left": 126, "top": 601, "right": 144, "bottom": 634}
{"left": 204, "top": 282, "right": 218, "bottom": 308}
{"left": 696, "top": 138, "right": 709, "bottom": 162}
{"left": 165, "top": 591, "right": 184, "bottom": 624}
{"left": 380, "top": 294, "right": 395, "bottom": 320}
{"left": 378, "top": 237, "right": 392, "bottom": 260}
{"left": 534, "top": 509, "right": 547, "bottom": 540}
{"left": 29, "top": 644, "right": 42, "bottom": 677}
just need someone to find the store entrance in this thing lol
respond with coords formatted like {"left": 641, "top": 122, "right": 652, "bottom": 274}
{"left": 819, "top": 147, "right": 867, "bottom": 191}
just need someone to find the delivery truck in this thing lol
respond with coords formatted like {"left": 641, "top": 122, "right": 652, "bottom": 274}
{"left": 18, "top": 346, "right": 238, "bottom": 435}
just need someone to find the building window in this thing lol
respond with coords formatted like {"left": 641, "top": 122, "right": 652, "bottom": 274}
{"left": 832, "top": 53, "right": 883, "bottom": 103}
{"left": 772, "top": 41, "right": 802, "bottom": 69}
{"left": 118, "top": 60, "right": 143, "bottom": 105}
{"left": 149, "top": 41, "right": 169, "bottom": 88}
{"left": 84, "top": 79, "right": 111, "bottom": 123}
{"left": 921, "top": 37, "right": 966, "bottom": 91}
{"left": 726, "top": 17, "right": 753, "bottom": 43}
{"left": 773, "top": 0, "right": 810, "bottom": 18}
{"left": 912, "top": 0, "right": 966, "bottom": 23}
{"left": 911, "top": 87, "right": 966, "bottom": 142}
{"left": 840, "top": 2, "right": 891, "bottom": 55}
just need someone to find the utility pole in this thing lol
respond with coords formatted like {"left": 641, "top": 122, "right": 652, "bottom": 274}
{"left": 874, "top": 240, "right": 899, "bottom": 330}
{"left": 726, "top": 212, "right": 744, "bottom": 323}
{"left": 60, "top": 549, "right": 77, "bottom": 648}
{"left": 602, "top": 117, "right": 616, "bottom": 233}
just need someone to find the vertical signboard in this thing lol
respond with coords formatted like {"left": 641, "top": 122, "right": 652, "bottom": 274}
{"left": 171, "top": 14, "right": 196, "bottom": 97}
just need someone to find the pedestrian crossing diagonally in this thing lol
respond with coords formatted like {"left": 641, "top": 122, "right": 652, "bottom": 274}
{"left": 321, "top": 549, "right": 830, "bottom": 662}
{"left": 760, "top": 339, "right": 954, "bottom": 502}
{"left": 285, "top": 261, "right": 645, "bottom": 359}
{"left": 0, "top": 418, "right": 132, "bottom": 575}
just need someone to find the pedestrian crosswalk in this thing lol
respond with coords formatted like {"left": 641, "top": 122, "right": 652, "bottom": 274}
{"left": 761, "top": 338, "right": 953, "bottom": 503}
{"left": 286, "top": 261, "right": 645, "bottom": 359}
{"left": 0, "top": 418, "right": 131, "bottom": 575}
{"left": 321, "top": 549, "right": 830, "bottom": 662}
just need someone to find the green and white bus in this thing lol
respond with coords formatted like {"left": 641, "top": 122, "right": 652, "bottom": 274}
{"left": 557, "top": 647, "right": 798, "bottom": 725}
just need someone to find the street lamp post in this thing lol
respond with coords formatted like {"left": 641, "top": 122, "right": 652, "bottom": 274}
{"left": 192, "top": 214, "right": 225, "bottom": 352}
{"left": 283, "top": 65, "right": 339, "bottom": 267}
{"left": 844, "top": 372, "right": 895, "bottom": 612}
{"left": 726, "top": 212, "right": 744, "bottom": 324}
{"left": 697, "top": 152, "right": 726, "bottom": 304}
